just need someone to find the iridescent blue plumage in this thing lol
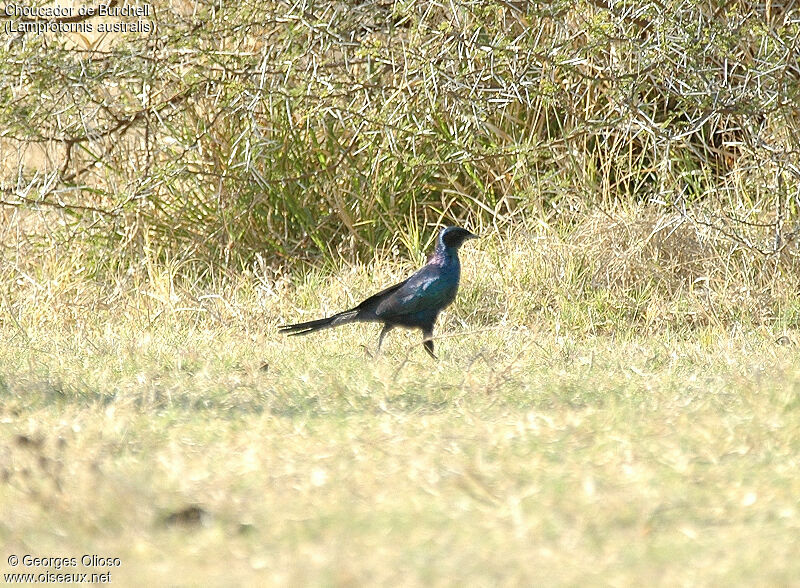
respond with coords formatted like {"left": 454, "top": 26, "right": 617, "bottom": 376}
{"left": 279, "top": 226, "right": 478, "bottom": 358}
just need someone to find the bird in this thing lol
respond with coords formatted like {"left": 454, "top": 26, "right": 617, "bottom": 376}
{"left": 279, "top": 226, "right": 478, "bottom": 359}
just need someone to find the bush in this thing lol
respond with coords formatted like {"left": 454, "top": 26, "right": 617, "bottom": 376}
{"left": 1, "top": 0, "right": 798, "bottom": 269}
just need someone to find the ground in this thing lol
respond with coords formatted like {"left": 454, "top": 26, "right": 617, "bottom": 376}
{"left": 2, "top": 284, "right": 799, "bottom": 584}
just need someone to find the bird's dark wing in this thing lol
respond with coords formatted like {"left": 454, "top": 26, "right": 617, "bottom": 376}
{"left": 352, "top": 277, "right": 410, "bottom": 314}
{"left": 375, "top": 264, "right": 455, "bottom": 319}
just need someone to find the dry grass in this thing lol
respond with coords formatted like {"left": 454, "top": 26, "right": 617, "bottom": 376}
{"left": 2, "top": 213, "right": 800, "bottom": 584}
{"left": 3, "top": 0, "right": 799, "bottom": 581}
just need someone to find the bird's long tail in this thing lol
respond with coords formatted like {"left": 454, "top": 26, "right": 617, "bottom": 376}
{"left": 278, "top": 310, "right": 359, "bottom": 336}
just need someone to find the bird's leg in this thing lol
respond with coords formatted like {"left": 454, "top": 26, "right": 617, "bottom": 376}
{"left": 376, "top": 324, "right": 393, "bottom": 355}
{"left": 422, "top": 329, "right": 437, "bottom": 360}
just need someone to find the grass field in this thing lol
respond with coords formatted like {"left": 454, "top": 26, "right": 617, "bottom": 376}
{"left": 2, "top": 218, "right": 799, "bottom": 585}
{"left": 2, "top": 0, "right": 799, "bottom": 582}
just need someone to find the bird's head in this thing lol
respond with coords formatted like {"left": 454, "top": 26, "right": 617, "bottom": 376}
{"left": 438, "top": 226, "right": 479, "bottom": 250}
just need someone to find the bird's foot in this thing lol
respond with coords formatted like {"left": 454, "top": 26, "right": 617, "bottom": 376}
{"left": 423, "top": 340, "right": 437, "bottom": 360}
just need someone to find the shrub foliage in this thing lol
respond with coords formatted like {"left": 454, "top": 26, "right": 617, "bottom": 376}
{"left": 1, "top": 0, "right": 799, "bottom": 266}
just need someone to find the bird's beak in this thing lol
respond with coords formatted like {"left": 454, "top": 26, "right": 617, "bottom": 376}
{"left": 466, "top": 231, "right": 479, "bottom": 240}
